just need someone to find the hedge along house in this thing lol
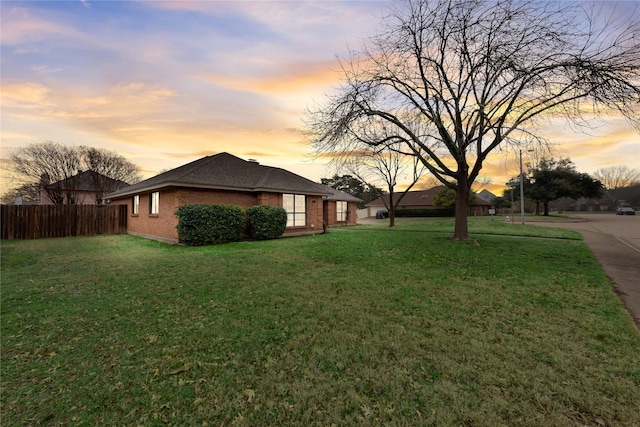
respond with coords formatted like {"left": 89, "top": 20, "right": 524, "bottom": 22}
{"left": 105, "top": 153, "right": 359, "bottom": 244}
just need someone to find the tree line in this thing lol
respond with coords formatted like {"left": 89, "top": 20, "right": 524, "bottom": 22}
{"left": 497, "top": 161, "right": 639, "bottom": 215}
{"left": 323, "top": 161, "right": 640, "bottom": 222}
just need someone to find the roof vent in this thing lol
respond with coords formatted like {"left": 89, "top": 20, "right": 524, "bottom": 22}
{"left": 248, "top": 159, "right": 259, "bottom": 164}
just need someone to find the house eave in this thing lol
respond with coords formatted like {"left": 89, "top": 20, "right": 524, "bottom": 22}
{"left": 106, "top": 182, "right": 331, "bottom": 200}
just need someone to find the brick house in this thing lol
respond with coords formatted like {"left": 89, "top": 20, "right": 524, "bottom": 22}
{"left": 365, "top": 186, "right": 492, "bottom": 217}
{"left": 105, "top": 153, "right": 360, "bottom": 243}
{"left": 40, "top": 170, "right": 129, "bottom": 205}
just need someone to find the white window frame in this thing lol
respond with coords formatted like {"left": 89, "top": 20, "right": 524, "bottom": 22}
{"left": 150, "top": 192, "right": 159, "bottom": 215}
{"left": 132, "top": 195, "right": 139, "bottom": 215}
{"left": 283, "top": 194, "right": 306, "bottom": 227}
{"left": 336, "top": 201, "right": 347, "bottom": 222}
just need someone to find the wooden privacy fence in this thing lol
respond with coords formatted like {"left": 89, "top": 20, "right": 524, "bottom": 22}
{"left": 1, "top": 205, "right": 128, "bottom": 239}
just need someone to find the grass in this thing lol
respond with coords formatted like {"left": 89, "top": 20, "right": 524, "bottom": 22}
{"left": 358, "top": 216, "right": 581, "bottom": 238}
{"left": 1, "top": 218, "right": 639, "bottom": 426}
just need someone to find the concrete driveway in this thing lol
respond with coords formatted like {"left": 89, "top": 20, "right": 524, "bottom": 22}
{"left": 530, "top": 212, "right": 640, "bottom": 329}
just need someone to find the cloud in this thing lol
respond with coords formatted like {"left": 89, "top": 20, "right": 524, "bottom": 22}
{"left": 198, "top": 60, "right": 340, "bottom": 95}
{"left": 32, "top": 65, "right": 64, "bottom": 74}
{"left": 1, "top": 79, "right": 181, "bottom": 146}
{"left": 0, "top": 6, "right": 84, "bottom": 45}
{"left": 144, "top": 1, "right": 385, "bottom": 66}
{"left": 1, "top": 81, "right": 53, "bottom": 108}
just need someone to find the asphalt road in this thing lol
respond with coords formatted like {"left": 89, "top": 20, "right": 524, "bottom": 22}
{"left": 532, "top": 212, "right": 640, "bottom": 251}
{"left": 531, "top": 212, "right": 640, "bottom": 329}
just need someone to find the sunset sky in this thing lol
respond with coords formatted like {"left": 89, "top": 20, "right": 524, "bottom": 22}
{"left": 1, "top": 0, "right": 638, "bottom": 198}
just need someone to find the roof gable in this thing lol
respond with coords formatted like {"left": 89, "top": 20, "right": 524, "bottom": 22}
{"left": 476, "top": 189, "right": 496, "bottom": 204}
{"left": 106, "top": 152, "right": 331, "bottom": 199}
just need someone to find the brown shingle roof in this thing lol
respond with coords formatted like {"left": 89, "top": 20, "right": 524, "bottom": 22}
{"left": 106, "top": 152, "right": 332, "bottom": 199}
{"left": 366, "top": 186, "right": 491, "bottom": 207}
{"left": 365, "top": 186, "right": 447, "bottom": 207}
{"left": 321, "top": 185, "right": 363, "bottom": 202}
{"left": 50, "top": 170, "right": 129, "bottom": 191}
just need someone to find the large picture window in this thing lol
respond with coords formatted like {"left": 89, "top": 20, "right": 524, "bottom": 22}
{"left": 132, "top": 195, "right": 139, "bottom": 215}
{"left": 336, "top": 201, "right": 347, "bottom": 222}
{"left": 283, "top": 194, "right": 306, "bottom": 227}
{"left": 150, "top": 192, "right": 159, "bottom": 215}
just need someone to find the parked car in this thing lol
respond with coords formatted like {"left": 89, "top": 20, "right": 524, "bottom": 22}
{"left": 616, "top": 207, "right": 635, "bottom": 215}
{"left": 375, "top": 209, "right": 389, "bottom": 219}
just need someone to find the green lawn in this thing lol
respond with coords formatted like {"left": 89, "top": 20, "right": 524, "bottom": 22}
{"left": 2, "top": 218, "right": 639, "bottom": 426}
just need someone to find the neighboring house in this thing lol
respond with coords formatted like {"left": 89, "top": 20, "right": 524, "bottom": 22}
{"left": 9, "top": 196, "right": 40, "bottom": 206}
{"left": 559, "top": 196, "right": 612, "bottom": 212}
{"left": 365, "top": 186, "right": 492, "bottom": 217}
{"left": 40, "top": 170, "right": 129, "bottom": 205}
{"left": 105, "top": 152, "right": 360, "bottom": 244}
{"left": 476, "top": 189, "right": 496, "bottom": 205}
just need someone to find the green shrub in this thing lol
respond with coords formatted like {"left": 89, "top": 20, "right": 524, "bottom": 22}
{"left": 175, "top": 204, "right": 246, "bottom": 245}
{"left": 246, "top": 205, "right": 287, "bottom": 240}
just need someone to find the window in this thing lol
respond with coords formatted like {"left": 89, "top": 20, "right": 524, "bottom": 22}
{"left": 150, "top": 192, "right": 159, "bottom": 215}
{"left": 336, "top": 201, "right": 347, "bottom": 222}
{"left": 132, "top": 195, "right": 139, "bottom": 215}
{"left": 283, "top": 194, "right": 306, "bottom": 227}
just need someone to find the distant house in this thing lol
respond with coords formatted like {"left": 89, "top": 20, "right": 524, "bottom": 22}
{"left": 40, "top": 170, "right": 129, "bottom": 205}
{"left": 365, "top": 186, "right": 492, "bottom": 217}
{"left": 105, "top": 153, "right": 360, "bottom": 243}
{"left": 476, "top": 189, "right": 496, "bottom": 205}
{"left": 9, "top": 196, "right": 40, "bottom": 206}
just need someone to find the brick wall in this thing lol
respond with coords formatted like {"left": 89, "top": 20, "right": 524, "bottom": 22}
{"left": 257, "top": 192, "right": 280, "bottom": 206}
{"left": 289, "top": 195, "right": 323, "bottom": 235}
{"left": 174, "top": 188, "right": 258, "bottom": 208}
{"left": 323, "top": 200, "right": 359, "bottom": 226}
{"left": 113, "top": 191, "right": 180, "bottom": 243}
{"left": 112, "top": 188, "right": 326, "bottom": 243}
{"left": 347, "top": 201, "right": 358, "bottom": 225}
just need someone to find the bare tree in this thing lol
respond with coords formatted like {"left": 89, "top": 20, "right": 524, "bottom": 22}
{"left": 9, "top": 141, "right": 141, "bottom": 205}
{"left": 308, "top": 0, "right": 639, "bottom": 240}
{"left": 348, "top": 145, "right": 425, "bottom": 227}
{"left": 11, "top": 141, "right": 82, "bottom": 204}
{"left": 82, "top": 146, "right": 142, "bottom": 204}
{"left": 593, "top": 165, "right": 640, "bottom": 206}
{"left": 593, "top": 166, "right": 640, "bottom": 191}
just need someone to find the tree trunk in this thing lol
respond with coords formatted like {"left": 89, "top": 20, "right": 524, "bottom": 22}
{"left": 543, "top": 201, "right": 550, "bottom": 216}
{"left": 452, "top": 181, "right": 470, "bottom": 241}
{"left": 388, "top": 188, "right": 395, "bottom": 227}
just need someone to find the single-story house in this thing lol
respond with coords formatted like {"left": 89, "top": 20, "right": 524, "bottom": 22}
{"left": 365, "top": 186, "right": 492, "bottom": 217}
{"left": 40, "top": 170, "right": 129, "bottom": 205}
{"left": 476, "top": 189, "right": 497, "bottom": 205}
{"left": 105, "top": 152, "right": 360, "bottom": 243}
